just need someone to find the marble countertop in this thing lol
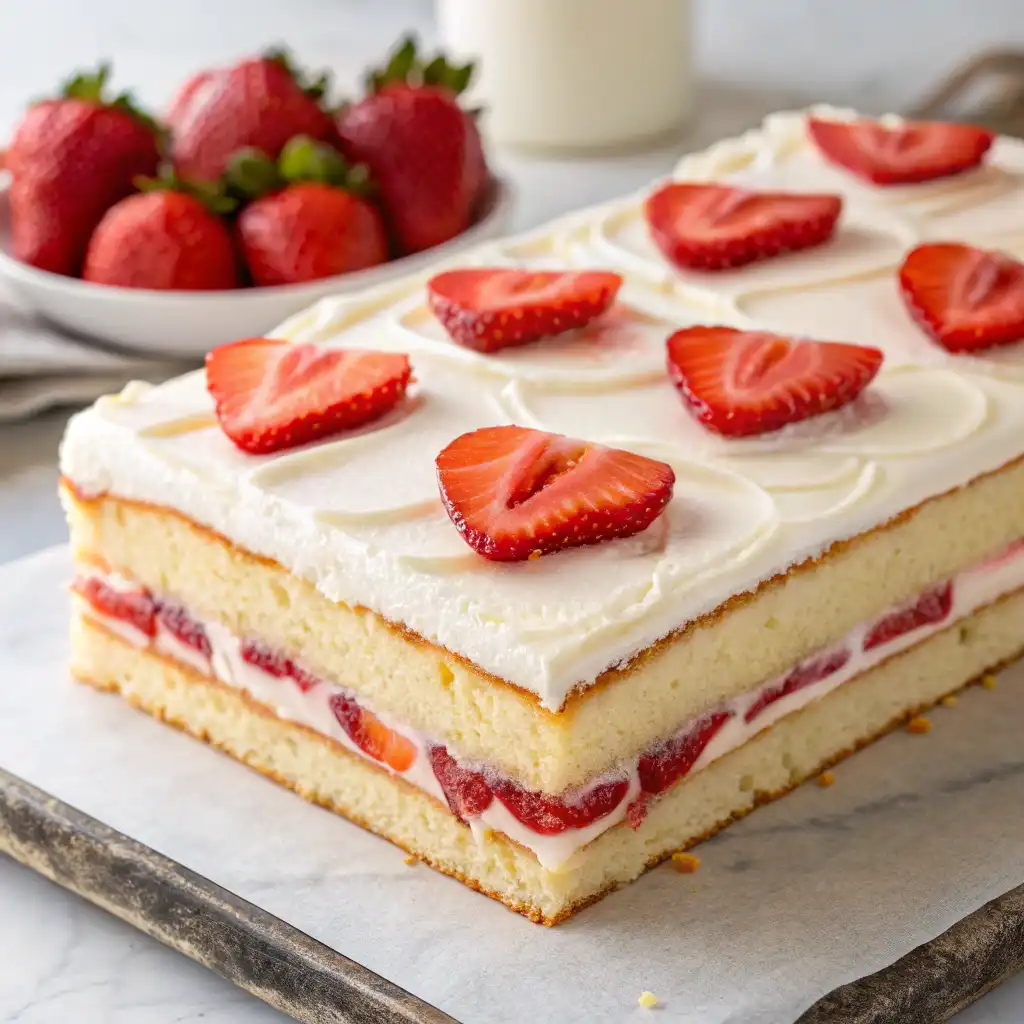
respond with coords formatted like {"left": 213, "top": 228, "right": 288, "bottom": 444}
{"left": 2, "top": 0, "right": 1024, "bottom": 1019}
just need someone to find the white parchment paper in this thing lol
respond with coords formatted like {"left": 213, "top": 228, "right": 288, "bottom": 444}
{"left": 1, "top": 547, "right": 1022, "bottom": 1023}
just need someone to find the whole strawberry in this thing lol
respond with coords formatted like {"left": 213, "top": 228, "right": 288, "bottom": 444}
{"left": 336, "top": 36, "right": 488, "bottom": 255}
{"left": 229, "top": 136, "right": 388, "bottom": 285}
{"left": 82, "top": 176, "right": 240, "bottom": 290}
{"left": 8, "top": 64, "right": 160, "bottom": 276}
{"left": 170, "top": 50, "right": 335, "bottom": 181}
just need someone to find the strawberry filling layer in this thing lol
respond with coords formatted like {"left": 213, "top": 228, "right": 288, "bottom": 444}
{"left": 73, "top": 537, "right": 1024, "bottom": 869}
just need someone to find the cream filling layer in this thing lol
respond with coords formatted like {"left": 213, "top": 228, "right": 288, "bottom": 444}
{"left": 74, "top": 538, "right": 1024, "bottom": 871}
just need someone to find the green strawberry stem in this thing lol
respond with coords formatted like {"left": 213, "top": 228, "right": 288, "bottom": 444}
{"left": 224, "top": 136, "right": 374, "bottom": 201}
{"left": 135, "top": 168, "right": 239, "bottom": 216}
{"left": 262, "top": 46, "right": 331, "bottom": 102}
{"left": 59, "top": 62, "right": 162, "bottom": 136}
{"left": 364, "top": 34, "right": 474, "bottom": 97}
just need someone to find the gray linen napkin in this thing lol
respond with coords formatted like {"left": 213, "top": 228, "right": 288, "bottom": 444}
{"left": 0, "top": 289, "right": 191, "bottom": 423}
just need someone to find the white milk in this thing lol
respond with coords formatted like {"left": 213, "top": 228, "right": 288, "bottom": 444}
{"left": 436, "top": 0, "right": 695, "bottom": 153}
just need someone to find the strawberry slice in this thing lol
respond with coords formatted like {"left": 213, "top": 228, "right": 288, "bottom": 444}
{"left": 637, "top": 710, "right": 732, "bottom": 795}
{"left": 744, "top": 647, "right": 851, "bottom": 724}
{"left": 74, "top": 577, "right": 157, "bottom": 637}
{"left": 863, "top": 582, "right": 953, "bottom": 651}
{"left": 429, "top": 746, "right": 493, "bottom": 822}
{"left": 206, "top": 339, "right": 412, "bottom": 455}
{"left": 426, "top": 268, "right": 622, "bottom": 353}
{"left": 329, "top": 693, "right": 417, "bottom": 773}
{"left": 436, "top": 425, "right": 675, "bottom": 561}
{"left": 666, "top": 326, "right": 883, "bottom": 438}
{"left": 156, "top": 602, "right": 212, "bottom": 659}
{"left": 490, "top": 774, "right": 630, "bottom": 835}
{"left": 807, "top": 118, "right": 994, "bottom": 185}
{"left": 643, "top": 182, "right": 842, "bottom": 271}
{"left": 899, "top": 243, "right": 1024, "bottom": 353}
{"left": 241, "top": 640, "right": 318, "bottom": 693}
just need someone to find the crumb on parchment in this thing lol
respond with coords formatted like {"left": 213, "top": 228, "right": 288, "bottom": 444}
{"left": 907, "top": 715, "right": 932, "bottom": 734}
{"left": 638, "top": 991, "right": 658, "bottom": 1008}
{"left": 817, "top": 770, "right": 835, "bottom": 788}
{"left": 671, "top": 852, "right": 700, "bottom": 874}
{"left": 981, "top": 674, "right": 997, "bottom": 690}
{"left": 940, "top": 694, "right": 958, "bottom": 708}
{"left": 403, "top": 854, "right": 418, "bottom": 866}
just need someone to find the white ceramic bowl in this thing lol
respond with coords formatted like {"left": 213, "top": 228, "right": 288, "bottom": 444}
{"left": 0, "top": 175, "right": 514, "bottom": 359}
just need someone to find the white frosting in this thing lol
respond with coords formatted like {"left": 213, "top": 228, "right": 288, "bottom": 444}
{"left": 74, "top": 538, "right": 1024, "bottom": 869}
{"left": 60, "top": 108, "right": 1024, "bottom": 710}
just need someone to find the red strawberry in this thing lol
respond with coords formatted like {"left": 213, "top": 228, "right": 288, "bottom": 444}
{"left": 427, "top": 268, "right": 622, "bottom": 353}
{"left": 899, "top": 243, "right": 1024, "bottom": 353}
{"left": 82, "top": 178, "right": 240, "bottom": 291}
{"left": 329, "top": 693, "right": 416, "bottom": 772}
{"left": 206, "top": 339, "right": 411, "bottom": 455}
{"left": 743, "top": 648, "right": 851, "bottom": 724}
{"left": 637, "top": 710, "right": 732, "bottom": 794}
{"left": 74, "top": 577, "right": 157, "bottom": 637}
{"left": 170, "top": 51, "right": 334, "bottom": 181}
{"left": 863, "top": 582, "right": 953, "bottom": 651}
{"left": 156, "top": 602, "right": 212, "bottom": 659}
{"left": 436, "top": 425, "right": 675, "bottom": 562}
{"left": 808, "top": 117, "right": 994, "bottom": 185}
{"left": 240, "top": 640, "right": 317, "bottom": 693}
{"left": 165, "top": 70, "right": 219, "bottom": 135}
{"left": 8, "top": 65, "right": 160, "bottom": 276}
{"left": 644, "top": 182, "right": 842, "bottom": 271}
{"left": 229, "top": 136, "right": 387, "bottom": 286}
{"left": 666, "top": 326, "right": 883, "bottom": 438}
{"left": 336, "top": 36, "right": 486, "bottom": 255}
{"left": 490, "top": 775, "right": 630, "bottom": 835}
{"left": 429, "top": 746, "right": 493, "bottom": 823}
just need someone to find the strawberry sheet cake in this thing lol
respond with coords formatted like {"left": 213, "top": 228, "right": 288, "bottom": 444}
{"left": 59, "top": 109, "right": 1024, "bottom": 924}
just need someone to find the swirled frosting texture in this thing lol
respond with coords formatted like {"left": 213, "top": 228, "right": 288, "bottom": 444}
{"left": 60, "top": 108, "right": 1024, "bottom": 710}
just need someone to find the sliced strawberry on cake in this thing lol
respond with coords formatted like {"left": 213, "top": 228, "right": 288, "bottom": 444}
{"left": 206, "top": 339, "right": 412, "bottom": 455}
{"left": 427, "top": 268, "right": 622, "bottom": 353}
{"left": 643, "top": 182, "right": 842, "bottom": 271}
{"left": 329, "top": 693, "right": 417, "bottom": 773}
{"left": 436, "top": 425, "right": 674, "bottom": 561}
{"left": 807, "top": 118, "right": 994, "bottom": 185}
{"left": 899, "top": 243, "right": 1024, "bottom": 353}
{"left": 666, "top": 326, "right": 883, "bottom": 437}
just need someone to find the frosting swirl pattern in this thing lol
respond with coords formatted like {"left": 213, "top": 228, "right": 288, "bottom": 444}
{"left": 60, "top": 108, "right": 1024, "bottom": 710}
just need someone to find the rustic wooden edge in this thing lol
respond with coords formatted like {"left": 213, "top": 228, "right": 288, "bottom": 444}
{"left": 798, "top": 883, "right": 1024, "bottom": 1023}
{"left": 3, "top": 766, "right": 1022, "bottom": 1024}
{"left": 0, "top": 768, "right": 457, "bottom": 1024}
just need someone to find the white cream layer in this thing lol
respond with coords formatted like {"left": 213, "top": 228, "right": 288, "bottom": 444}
{"left": 59, "top": 107, "right": 1024, "bottom": 710}
{"left": 75, "top": 538, "right": 1024, "bottom": 871}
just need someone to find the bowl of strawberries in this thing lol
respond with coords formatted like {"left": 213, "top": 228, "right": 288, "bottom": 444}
{"left": 0, "top": 39, "right": 512, "bottom": 358}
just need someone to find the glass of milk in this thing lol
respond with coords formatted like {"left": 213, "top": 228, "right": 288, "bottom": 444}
{"left": 436, "top": 0, "right": 695, "bottom": 154}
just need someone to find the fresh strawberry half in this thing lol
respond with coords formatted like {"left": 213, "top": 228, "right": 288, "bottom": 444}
{"left": 429, "top": 746, "right": 493, "bottom": 822}
{"left": 864, "top": 582, "right": 953, "bottom": 651}
{"left": 744, "top": 647, "right": 851, "bottom": 724}
{"left": 807, "top": 117, "right": 994, "bottom": 185}
{"left": 329, "top": 693, "right": 416, "bottom": 773}
{"left": 490, "top": 775, "right": 630, "bottom": 836}
{"left": 643, "top": 182, "right": 842, "bottom": 271}
{"left": 427, "top": 268, "right": 622, "bottom": 353}
{"left": 206, "top": 339, "right": 412, "bottom": 455}
{"left": 666, "top": 326, "right": 883, "bottom": 438}
{"left": 436, "top": 425, "right": 675, "bottom": 562}
{"left": 74, "top": 577, "right": 157, "bottom": 637}
{"left": 899, "top": 243, "right": 1024, "bottom": 353}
